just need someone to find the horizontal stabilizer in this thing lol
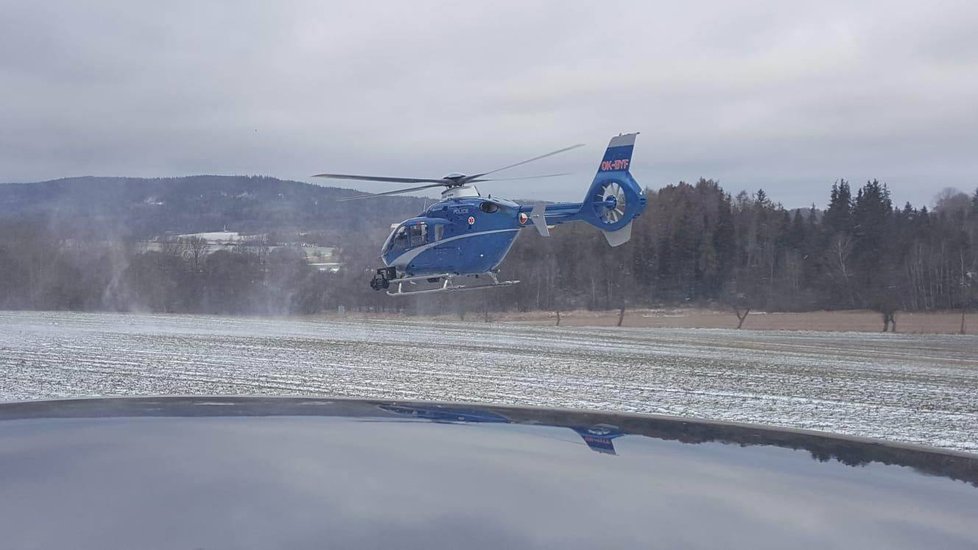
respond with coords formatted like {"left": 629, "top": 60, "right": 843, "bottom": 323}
{"left": 530, "top": 203, "right": 550, "bottom": 237}
{"left": 602, "top": 221, "right": 632, "bottom": 247}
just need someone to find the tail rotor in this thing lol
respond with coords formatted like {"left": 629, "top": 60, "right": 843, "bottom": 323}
{"left": 595, "top": 181, "right": 628, "bottom": 225}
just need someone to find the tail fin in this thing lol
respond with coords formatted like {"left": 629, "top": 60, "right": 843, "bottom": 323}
{"left": 580, "top": 133, "right": 646, "bottom": 246}
{"left": 598, "top": 133, "right": 637, "bottom": 174}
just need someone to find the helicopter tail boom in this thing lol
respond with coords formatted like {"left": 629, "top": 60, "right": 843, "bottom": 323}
{"left": 518, "top": 133, "right": 646, "bottom": 246}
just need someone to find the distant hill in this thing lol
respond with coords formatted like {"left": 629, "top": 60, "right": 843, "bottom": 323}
{"left": 0, "top": 176, "right": 426, "bottom": 240}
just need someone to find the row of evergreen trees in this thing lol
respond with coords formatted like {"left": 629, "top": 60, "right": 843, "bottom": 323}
{"left": 1, "top": 179, "right": 976, "bottom": 319}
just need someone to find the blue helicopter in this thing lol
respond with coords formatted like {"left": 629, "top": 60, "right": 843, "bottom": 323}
{"left": 314, "top": 133, "right": 646, "bottom": 296}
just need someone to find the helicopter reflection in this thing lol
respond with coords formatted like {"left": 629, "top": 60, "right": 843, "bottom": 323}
{"left": 378, "top": 404, "right": 510, "bottom": 424}
{"left": 378, "top": 404, "right": 624, "bottom": 456}
{"left": 571, "top": 424, "right": 625, "bottom": 455}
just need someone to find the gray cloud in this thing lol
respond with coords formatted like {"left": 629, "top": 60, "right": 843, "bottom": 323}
{"left": 1, "top": 0, "right": 977, "bottom": 208}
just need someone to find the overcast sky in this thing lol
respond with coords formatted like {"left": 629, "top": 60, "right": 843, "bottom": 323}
{"left": 2, "top": 1, "right": 977, "bottom": 208}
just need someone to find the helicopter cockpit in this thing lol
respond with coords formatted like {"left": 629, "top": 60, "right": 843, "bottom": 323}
{"left": 382, "top": 217, "right": 450, "bottom": 257}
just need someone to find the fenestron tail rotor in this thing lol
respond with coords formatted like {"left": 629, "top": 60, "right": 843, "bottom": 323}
{"left": 597, "top": 181, "right": 627, "bottom": 224}
{"left": 313, "top": 143, "right": 584, "bottom": 200}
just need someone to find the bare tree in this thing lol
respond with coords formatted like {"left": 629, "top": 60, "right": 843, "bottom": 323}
{"left": 934, "top": 188, "right": 971, "bottom": 218}
{"left": 734, "top": 305, "right": 750, "bottom": 329}
{"left": 960, "top": 258, "right": 976, "bottom": 335}
{"left": 829, "top": 234, "right": 855, "bottom": 306}
{"left": 159, "top": 237, "right": 188, "bottom": 259}
{"left": 182, "top": 236, "right": 208, "bottom": 272}
{"left": 869, "top": 281, "right": 901, "bottom": 332}
{"left": 724, "top": 283, "right": 753, "bottom": 329}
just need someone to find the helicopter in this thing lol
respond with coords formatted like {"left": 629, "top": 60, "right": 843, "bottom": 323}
{"left": 313, "top": 133, "right": 646, "bottom": 296}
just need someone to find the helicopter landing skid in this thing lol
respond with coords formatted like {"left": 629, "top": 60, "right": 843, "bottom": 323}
{"left": 386, "top": 272, "right": 519, "bottom": 297}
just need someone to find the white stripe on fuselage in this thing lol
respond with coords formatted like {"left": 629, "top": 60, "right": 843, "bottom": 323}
{"left": 388, "top": 228, "right": 521, "bottom": 268}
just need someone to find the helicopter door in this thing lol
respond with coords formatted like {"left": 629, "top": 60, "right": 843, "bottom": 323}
{"left": 430, "top": 222, "right": 459, "bottom": 272}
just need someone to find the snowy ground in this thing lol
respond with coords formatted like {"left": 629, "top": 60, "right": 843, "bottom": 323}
{"left": 1, "top": 311, "right": 976, "bottom": 453}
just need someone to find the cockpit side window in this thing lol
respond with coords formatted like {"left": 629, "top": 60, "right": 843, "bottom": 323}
{"left": 434, "top": 224, "right": 444, "bottom": 241}
{"left": 409, "top": 223, "right": 426, "bottom": 247}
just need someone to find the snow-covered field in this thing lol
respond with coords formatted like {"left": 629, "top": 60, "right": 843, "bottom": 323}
{"left": 1, "top": 311, "right": 976, "bottom": 453}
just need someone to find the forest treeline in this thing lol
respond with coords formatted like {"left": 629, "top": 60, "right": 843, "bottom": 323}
{"left": 0, "top": 175, "right": 424, "bottom": 239}
{"left": 1, "top": 179, "right": 976, "bottom": 321}
{"left": 496, "top": 179, "right": 978, "bottom": 329}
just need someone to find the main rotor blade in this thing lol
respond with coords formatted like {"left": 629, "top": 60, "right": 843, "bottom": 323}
{"left": 313, "top": 173, "right": 448, "bottom": 184}
{"left": 338, "top": 182, "right": 447, "bottom": 202}
{"left": 464, "top": 144, "right": 584, "bottom": 182}
{"left": 466, "top": 172, "right": 570, "bottom": 183}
